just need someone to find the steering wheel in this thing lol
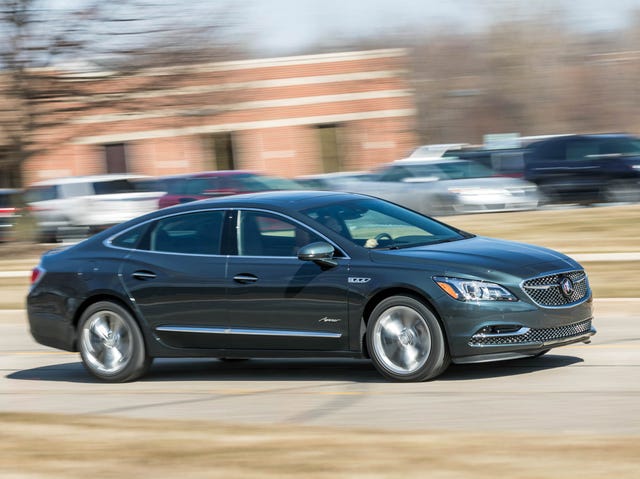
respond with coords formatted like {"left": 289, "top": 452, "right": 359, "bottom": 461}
{"left": 375, "top": 232, "right": 393, "bottom": 242}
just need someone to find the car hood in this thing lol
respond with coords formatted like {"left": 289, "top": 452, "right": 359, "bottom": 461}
{"left": 369, "top": 236, "right": 581, "bottom": 281}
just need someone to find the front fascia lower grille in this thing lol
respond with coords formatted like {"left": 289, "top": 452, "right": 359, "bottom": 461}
{"left": 521, "top": 270, "right": 590, "bottom": 308}
{"left": 470, "top": 319, "right": 594, "bottom": 347}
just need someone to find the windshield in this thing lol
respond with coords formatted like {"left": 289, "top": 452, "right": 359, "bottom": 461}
{"left": 598, "top": 137, "right": 640, "bottom": 156}
{"left": 302, "top": 198, "right": 469, "bottom": 250}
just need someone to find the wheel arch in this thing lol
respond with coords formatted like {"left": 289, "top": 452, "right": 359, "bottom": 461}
{"left": 360, "top": 287, "right": 449, "bottom": 357}
{"left": 71, "top": 294, "right": 144, "bottom": 350}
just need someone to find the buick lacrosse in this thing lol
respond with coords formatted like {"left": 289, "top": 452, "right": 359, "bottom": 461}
{"left": 27, "top": 191, "right": 595, "bottom": 382}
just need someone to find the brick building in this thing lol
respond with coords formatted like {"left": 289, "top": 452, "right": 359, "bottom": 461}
{"left": 23, "top": 48, "right": 418, "bottom": 184}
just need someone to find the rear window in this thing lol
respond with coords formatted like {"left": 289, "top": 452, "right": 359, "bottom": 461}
{"left": 25, "top": 185, "right": 58, "bottom": 202}
{"left": 0, "top": 192, "right": 21, "bottom": 208}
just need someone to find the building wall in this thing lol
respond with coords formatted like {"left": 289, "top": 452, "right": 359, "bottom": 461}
{"left": 23, "top": 49, "right": 418, "bottom": 184}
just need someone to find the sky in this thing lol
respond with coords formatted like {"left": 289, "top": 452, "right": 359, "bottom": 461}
{"left": 45, "top": 0, "right": 640, "bottom": 58}
{"left": 238, "top": 0, "right": 640, "bottom": 54}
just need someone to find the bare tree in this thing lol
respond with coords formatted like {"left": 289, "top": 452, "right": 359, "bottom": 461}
{"left": 0, "top": 0, "right": 242, "bottom": 188}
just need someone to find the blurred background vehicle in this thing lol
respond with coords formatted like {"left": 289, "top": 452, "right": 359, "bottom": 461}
{"left": 443, "top": 134, "right": 640, "bottom": 205}
{"left": 25, "top": 174, "right": 165, "bottom": 242}
{"left": 295, "top": 171, "right": 374, "bottom": 190}
{"left": 332, "top": 158, "right": 540, "bottom": 216}
{"left": 524, "top": 133, "right": 640, "bottom": 204}
{"left": 409, "top": 143, "right": 470, "bottom": 158}
{"left": 0, "top": 188, "right": 23, "bottom": 242}
{"left": 157, "top": 170, "right": 304, "bottom": 208}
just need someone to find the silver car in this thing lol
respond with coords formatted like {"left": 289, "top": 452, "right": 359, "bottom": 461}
{"left": 336, "top": 158, "right": 540, "bottom": 216}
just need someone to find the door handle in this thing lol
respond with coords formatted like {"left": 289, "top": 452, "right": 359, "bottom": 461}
{"left": 233, "top": 274, "right": 258, "bottom": 284}
{"left": 132, "top": 271, "right": 157, "bottom": 280}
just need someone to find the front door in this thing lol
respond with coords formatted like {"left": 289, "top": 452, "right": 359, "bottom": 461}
{"left": 226, "top": 210, "right": 350, "bottom": 351}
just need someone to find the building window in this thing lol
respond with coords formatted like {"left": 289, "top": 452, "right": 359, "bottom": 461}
{"left": 204, "top": 132, "right": 235, "bottom": 171}
{"left": 316, "top": 124, "right": 343, "bottom": 173}
{"left": 104, "top": 143, "right": 128, "bottom": 173}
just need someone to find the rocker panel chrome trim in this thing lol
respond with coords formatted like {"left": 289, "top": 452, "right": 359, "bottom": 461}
{"left": 156, "top": 325, "right": 342, "bottom": 339}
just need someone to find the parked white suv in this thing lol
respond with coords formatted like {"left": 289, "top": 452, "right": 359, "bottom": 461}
{"left": 26, "top": 174, "right": 165, "bottom": 242}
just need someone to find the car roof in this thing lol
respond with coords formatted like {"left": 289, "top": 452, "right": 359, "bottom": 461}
{"left": 157, "top": 170, "right": 259, "bottom": 180}
{"left": 165, "top": 189, "right": 363, "bottom": 212}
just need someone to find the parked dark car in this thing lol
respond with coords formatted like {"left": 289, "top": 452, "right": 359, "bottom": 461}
{"left": 446, "top": 134, "right": 640, "bottom": 204}
{"left": 157, "top": 170, "right": 303, "bottom": 208}
{"left": 0, "top": 189, "right": 23, "bottom": 242}
{"left": 27, "top": 191, "right": 595, "bottom": 383}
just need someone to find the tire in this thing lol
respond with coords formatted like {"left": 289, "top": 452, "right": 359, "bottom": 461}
{"left": 78, "top": 301, "right": 151, "bottom": 382}
{"left": 366, "top": 296, "right": 450, "bottom": 382}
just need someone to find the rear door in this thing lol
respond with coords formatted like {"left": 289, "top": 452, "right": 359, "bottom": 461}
{"left": 118, "top": 209, "right": 230, "bottom": 350}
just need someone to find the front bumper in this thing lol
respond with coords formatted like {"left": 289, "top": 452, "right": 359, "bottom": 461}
{"left": 454, "top": 319, "right": 596, "bottom": 364}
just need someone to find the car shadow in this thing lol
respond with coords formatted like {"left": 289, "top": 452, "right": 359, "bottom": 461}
{"left": 7, "top": 354, "right": 583, "bottom": 384}
{"left": 440, "top": 354, "right": 584, "bottom": 380}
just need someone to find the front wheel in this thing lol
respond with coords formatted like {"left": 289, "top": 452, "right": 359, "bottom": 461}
{"left": 366, "top": 296, "right": 449, "bottom": 381}
{"left": 78, "top": 301, "right": 151, "bottom": 382}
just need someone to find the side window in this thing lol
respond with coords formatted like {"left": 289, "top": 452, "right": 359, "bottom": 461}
{"left": 378, "top": 167, "right": 409, "bottom": 182}
{"left": 185, "top": 177, "right": 220, "bottom": 195}
{"left": 237, "top": 211, "right": 323, "bottom": 257}
{"left": 566, "top": 140, "right": 598, "bottom": 161}
{"left": 111, "top": 224, "right": 149, "bottom": 249}
{"left": 60, "top": 182, "right": 92, "bottom": 198}
{"left": 149, "top": 211, "right": 225, "bottom": 255}
{"left": 534, "top": 140, "right": 564, "bottom": 160}
{"left": 25, "top": 185, "right": 59, "bottom": 202}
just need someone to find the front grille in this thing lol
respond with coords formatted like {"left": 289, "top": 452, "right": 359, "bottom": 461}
{"left": 522, "top": 270, "right": 589, "bottom": 307}
{"left": 470, "top": 319, "right": 593, "bottom": 346}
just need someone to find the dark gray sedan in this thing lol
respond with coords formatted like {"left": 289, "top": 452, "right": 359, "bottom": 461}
{"left": 27, "top": 191, "right": 595, "bottom": 382}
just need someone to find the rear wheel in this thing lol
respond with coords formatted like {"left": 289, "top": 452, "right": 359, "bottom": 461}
{"left": 366, "top": 296, "right": 449, "bottom": 382}
{"left": 78, "top": 301, "right": 151, "bottom": 382}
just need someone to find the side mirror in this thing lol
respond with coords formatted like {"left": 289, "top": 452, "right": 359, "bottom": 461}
{"left": 297, "top": 241, "right": 338, "bottom": 268}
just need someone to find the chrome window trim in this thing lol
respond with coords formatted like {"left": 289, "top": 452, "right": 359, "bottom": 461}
{"left": 156, "top": 325, "right": 342, "bottom": 339}
{"left": 233, "top": 207, "right": 350, "bottom": 260}
{"left": 105, "top": 206, "right": 349, "bottom": 260}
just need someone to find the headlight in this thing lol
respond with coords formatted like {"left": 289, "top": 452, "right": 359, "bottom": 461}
{"left": 433, "top": 276, "right": 518, "bottom": 302}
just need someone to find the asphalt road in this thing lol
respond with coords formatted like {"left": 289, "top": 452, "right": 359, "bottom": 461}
{"left": 1, "top": 299, "right": 638, "bottom": 434}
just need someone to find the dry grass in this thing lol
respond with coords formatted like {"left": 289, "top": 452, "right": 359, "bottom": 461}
{"left": 582, "top": 261, "right": 640, "bottom": 297}
{"left": 0, "top": 413, "right": 638, "bottom": 479}
{"left": 442, "top": 204, "right": 640, "bottom": 253}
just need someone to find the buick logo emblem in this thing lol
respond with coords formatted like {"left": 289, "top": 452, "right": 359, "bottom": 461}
{"left": 559, "top": 277, "right": 574, "bottom": 298}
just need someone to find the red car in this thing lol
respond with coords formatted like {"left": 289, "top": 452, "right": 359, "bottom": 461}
{"left": 157, "top": 171, "right": 304, "bottom": 209}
